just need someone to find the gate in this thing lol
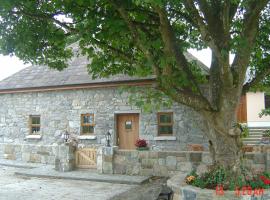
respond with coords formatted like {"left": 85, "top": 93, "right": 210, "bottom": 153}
{"left": 75, "top": 148, "right": 97, "bottom": 169}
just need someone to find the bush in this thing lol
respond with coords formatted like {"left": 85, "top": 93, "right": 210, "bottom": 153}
{"left": 262, "top": 130, "right": 270, "bottom": 137}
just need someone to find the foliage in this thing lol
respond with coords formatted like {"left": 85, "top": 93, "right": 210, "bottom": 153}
{"left": 259, "top": 109, "right": 270, "bottom": 118}
{"left": 135, "top": 139, "right": 147, "bottom": 148}
{"left": 262, "top": 130, "right": 270, "bottom": 137}
{"left": 186, "top": 167, "right": 270, "bottom": 190}
{"left": 236, "top": 123, "right": 249, "bottom": 139}
{"left": 119, "top": 86, "right": 173, "bottom": 113}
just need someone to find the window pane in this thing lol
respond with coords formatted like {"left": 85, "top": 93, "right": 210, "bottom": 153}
{"left": 31, "top": 127, "right": 40, "bottom": 133}
{"left": 32, "top": 116, "right": 40, "bottom": 125}
{"left": 265, "top": 95, "right": 270, "bottom": 109}
{"left": 82, "top": 126, "right": 94, "bottom": 134}
{"left": 159, "top": 126, "right": 173, "bottom": 135}
{"left": 125, "top": 121, "right": 132, "bottom": 129}
{"left": 83, "top": 115, "right": 94, "bottom": 124}
{"left": 160, "top": 114, "right": 172, "bottom": 123}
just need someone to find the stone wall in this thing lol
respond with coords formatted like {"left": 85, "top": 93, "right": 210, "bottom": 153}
{"left": 0, "top": 88, "right": 207, "bottom": 153}
{"left": 112, "top": 149, "right": 270, "bottom": 177}
{"left": 0, "top": 143, "right": 57, "bottom": 164}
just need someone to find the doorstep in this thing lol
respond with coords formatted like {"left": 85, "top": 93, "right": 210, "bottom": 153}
{"left": 14, "top": 165, "right": 150, "bottom": 185}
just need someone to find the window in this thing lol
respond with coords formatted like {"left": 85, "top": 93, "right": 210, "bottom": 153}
{"left": 158, "top": 112, "right": 173, "bottom": 135}
{"left": 81, "top": 114, "right": 95, "bottom": 134}
{"left": 265, "top": 94, "right": 270, "bottom": 109}
{"left": 29, "top": 115, "right": 40, "bottom": 134}
{"left": 125, "top": 121, "right": 132, "bottom": 130}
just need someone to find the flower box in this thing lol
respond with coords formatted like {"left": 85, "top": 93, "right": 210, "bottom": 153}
{"left": 136, "top": 147, "right": 149, "bottom": 151}
{"left": 242, "top": 145, "right": 253, "bottom": 152}
{"left": 187, "top": 144, "right": 204, "bottom": 151}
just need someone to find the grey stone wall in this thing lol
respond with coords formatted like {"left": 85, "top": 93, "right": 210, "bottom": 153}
{"left": 113, "top": 150, "right": 211, "bottom": 177}
{"left": 0, "top": 143, "right": 57, "bottom": 164}
{"left": 0, "top": 87, "right": 207, "bottom": 154}
{"left": 112, "top": 150, "right": 268, "bottom": 177}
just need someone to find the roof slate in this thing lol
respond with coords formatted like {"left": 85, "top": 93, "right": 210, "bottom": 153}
{"left": 0, "top": 46, "right": 208, "bottom": 91}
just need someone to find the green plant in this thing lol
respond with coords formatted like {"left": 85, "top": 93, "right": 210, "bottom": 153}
{"left": 186, "top": 167, "right": 270, "bottom": 190}
{"left": 262, "top": 130, "right": 270, "bottom": 137}
{"left": 236, "top": 123, "right": 249, "bottom": 138}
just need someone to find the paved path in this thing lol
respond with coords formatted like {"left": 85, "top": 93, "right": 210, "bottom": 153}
{"left": 15, "top": 165, "right": 149, "bottom": 185}
{"left": 0, "top": 166, "right": 135, "bottom": 200}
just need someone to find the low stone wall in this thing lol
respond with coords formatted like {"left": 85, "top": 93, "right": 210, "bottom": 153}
{"left": 112, "top": 149, "right": 270, "bottom": 177}
{"left": 0, "top": 143, "right": 58, "bottom": 164}
{"left": 113, "top": 150, "right": 211, "bottom": 177}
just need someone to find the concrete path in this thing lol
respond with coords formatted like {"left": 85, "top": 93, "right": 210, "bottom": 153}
{"left": 0, "top": 166, "right": 135, "bottom": 200}
{"left": 15, "top": 165, "right": 150, "bottom": 185}
{"left": 0, "top": 159, "right": 44, "bottom": 169}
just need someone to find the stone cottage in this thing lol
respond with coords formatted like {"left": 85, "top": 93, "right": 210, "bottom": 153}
{"left": 0, "top": 46, "right": 209, "bottom": 168}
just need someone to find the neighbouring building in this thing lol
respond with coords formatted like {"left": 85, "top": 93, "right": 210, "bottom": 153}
{"left": 237, "top": 92, "right": 270, "bottom": 145}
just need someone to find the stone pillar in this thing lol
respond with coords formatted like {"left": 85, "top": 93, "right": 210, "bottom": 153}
{"left": 55, "top": 143, "right": 75, "bottom": 172}
{"left": 101, "top": 146, "right": 118, "bottom": 174}
{"left": 266, "top": 149, "right": 270, "bottom": 171}
{"left": 96, "top": 146, "right": 103, "bottom": 173}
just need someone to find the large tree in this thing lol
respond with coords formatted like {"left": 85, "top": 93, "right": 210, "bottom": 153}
{"left": 0, "top": 0, "right": 270, "bottom": 174}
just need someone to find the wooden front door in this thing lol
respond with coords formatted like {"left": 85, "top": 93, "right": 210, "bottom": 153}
{"left": 117, "top": 114, "right": 139, "bottom": 149}
{"left": 75, "top": 148, "right": 97, "bottom": 169}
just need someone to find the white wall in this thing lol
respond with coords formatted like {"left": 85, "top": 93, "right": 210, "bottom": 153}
{"left": 246, "top": 92, "right": 270, "bottom": 127}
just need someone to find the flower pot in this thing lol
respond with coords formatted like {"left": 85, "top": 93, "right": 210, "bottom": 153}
{"left": 136, "top": 147, "right": 149, "bottom": 151}
{"left": 187, "top": 144, "right": 204, "bottom": 151}
{"left": 242, "top": 145, "right": 253, "bottom": 152}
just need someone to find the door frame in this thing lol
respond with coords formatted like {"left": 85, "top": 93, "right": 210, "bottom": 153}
{"left": 115, "top": 112, "right": 140, "bottom": 148}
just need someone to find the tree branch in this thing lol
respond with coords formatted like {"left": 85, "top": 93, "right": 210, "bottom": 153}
{"left": 154, "top": 6, "right": 213, "bottom": 111}
{"left": 242, "top": 67, "right": 270, "bottom": 93}
{"left": 109, "top": 0, "right": 161, "bottom": 77}
{"left": 10, "top": 9, "right": 76, "bottom": 33}
{"left": 158, "top": 86, "right": 213, "bottom": 112}
{"left": 231, "top": 0, "right": 269, "bottom": 88}
{"left": 91, "top": 38, "right": 136, "bottom": 64}
{"left": 183, "top": 0, "right": 220, "bottom": 56}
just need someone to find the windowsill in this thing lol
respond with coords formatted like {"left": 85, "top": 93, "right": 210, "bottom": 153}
{"left": 154, "top": 136, "right": 176, "bottom": 141}
{"left": 78, "top": 135, "right": 97, "bottom": 140}
{"left": 25, "top": 135, "right": 42, "bottom": 140}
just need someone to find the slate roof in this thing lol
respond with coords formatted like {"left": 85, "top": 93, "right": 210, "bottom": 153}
{"left": 0, "top": 45, "right": 208, "bottom": 91}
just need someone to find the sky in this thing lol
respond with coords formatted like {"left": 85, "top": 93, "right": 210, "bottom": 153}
{"left": 0, "top": 49, "right": 212, "bottom": 81}
{"left": 0, "top": 55, "right": 29, "bottom": 81}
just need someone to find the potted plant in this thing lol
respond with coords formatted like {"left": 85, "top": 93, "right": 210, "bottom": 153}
{"left": 261, "top": 130, "right": 270, "bottom": 144}
{"left": 135, "top": 139, "right": 149, "bottom": 151}
{"left": 242, "top": 145, "right": 253, "bottom": 152}
{"left": 187, "top": 144, "right": 204, "bottom": 151}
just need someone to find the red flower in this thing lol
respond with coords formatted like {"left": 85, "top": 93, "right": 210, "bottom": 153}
{"left": 135, "top": 139, "right": 147, "bottom": 147}
{"left": 260, "top": 176, "right": 270, "bottom": 185}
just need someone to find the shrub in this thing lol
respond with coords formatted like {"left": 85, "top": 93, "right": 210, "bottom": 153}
{"left": 262, "top": 130, "right": 270, "bottom": 137}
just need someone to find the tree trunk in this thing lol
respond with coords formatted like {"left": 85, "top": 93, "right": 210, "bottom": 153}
{"left": 204, "top": 115, "right": 243, "bottom": 174}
